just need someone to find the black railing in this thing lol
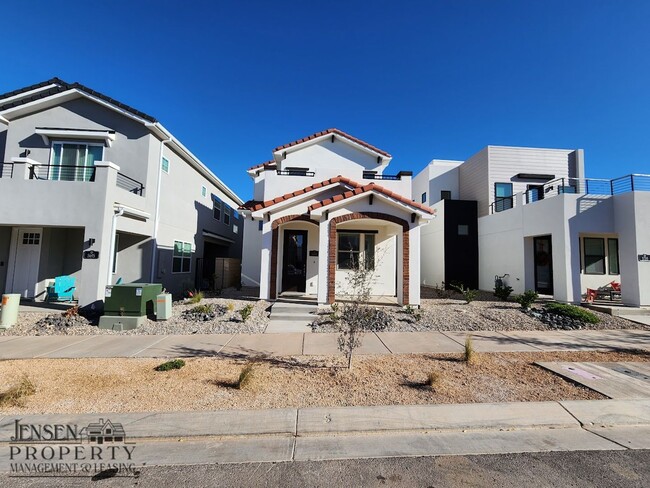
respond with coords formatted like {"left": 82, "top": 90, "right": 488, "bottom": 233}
{"left": 117, "top": 172, "right": 145, "bottom": 195}
{"left": 490, "top": 196, "right": 514, "bottom": 213}
{"left": 610, "top": 174, "right": 650, "bottom": 194}
{"left": 276, "top": 169, "right": 315, "bottom": 177}
{"left": 0, "top": 162, "right": 13, "bottom": 178}
{"left": 363, "top": 170, "right": 413, "bottom": 181}
{"left": 29, "top": 164, "right": 96, "bottom": 182}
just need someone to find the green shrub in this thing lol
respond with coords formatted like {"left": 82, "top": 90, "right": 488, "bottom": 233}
{"left": 154, "top": 359, "right": 186, "bottom": 371}
{"left": 0, "top": 375, "right": 36, "bottom": 407}
{"left": 236, "top": 364, "right": 254, "bottom": 389}
{"left": 239, "top": 304, "right": 254, "bottom": 322}
{"left": 544, "top": 302, "right": 599, "bottom": 324}
{"left": 493, "top": 283, "right": 513, "bottom": 301}
{"left": 187, "top": 291, "right": 204, "bottom": 304}
{"left": 451, "top": 283, "right": 478, "bottom": 303}
{"left": 189, "top": 304, "right": 214, "bottom": 315}
{"left": 515, "top": 290, "right": 538, "bottom": 310}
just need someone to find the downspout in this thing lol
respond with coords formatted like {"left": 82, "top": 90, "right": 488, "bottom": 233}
{"left": 149, "top": 135, "right": 172, "bottom": 282}
{"left": 107, "top": 206, "right": 125, "bottom": 285}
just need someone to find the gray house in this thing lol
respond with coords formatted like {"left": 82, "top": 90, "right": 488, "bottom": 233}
{"left": 0, "top": 78, "right": 243, "bottom": 308}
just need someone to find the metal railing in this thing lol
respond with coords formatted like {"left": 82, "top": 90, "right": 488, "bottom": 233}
{"left": 0, "top": 162, "right": 13, "bottom": 178}
{"left": 116, "top": 172, "right": 145, "bottom": 195}
{"left": 489, "top": 174, "right": 650, "bottom": 214}
{"left": 363, "top": 171, "right": 413, "bottom": 181}
{"left": 29, "top": 164, "right": 96, "bottom": 182}
{"left": 276, "top": 169, "right": 315, "bottom": 177}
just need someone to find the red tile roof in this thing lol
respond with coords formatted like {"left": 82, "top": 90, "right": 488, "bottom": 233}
{"left": 308, "top": 183, "right": 434, "bottom": 214}
{"left": 247, "top": 160, "right": 277, "bottom": 172}
{"left": 238, "top": 175, "right": 433, "bottom": 215}
{"left": 273, "top": 128, "right": 391, "bottom": 158}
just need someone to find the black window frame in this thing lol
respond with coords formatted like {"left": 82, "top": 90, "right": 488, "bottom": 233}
{"left": 494, "top": 183, "right": 513, "bottom": 212}
{"left": 213, "top": 199, "right": 222, "bottom": 221}
{"left": 441, "top": 190, "right": 452, "bottom": 200}
{"left": 608, "top": 238, "right": 620, "bottom": 275}
{"left": 421, "top": 192, "right": 427, "bottom": 203}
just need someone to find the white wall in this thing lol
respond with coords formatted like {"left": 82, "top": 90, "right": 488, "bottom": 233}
{"left": 241, "top": 218, "right": 262, "bottom": 286}
{"left": 419, "top": 200, "right": 445, "bottom": 286}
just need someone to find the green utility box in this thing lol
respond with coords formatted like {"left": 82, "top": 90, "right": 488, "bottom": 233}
{"left": 99, "top": 283, "right": 163, "bottom": 330}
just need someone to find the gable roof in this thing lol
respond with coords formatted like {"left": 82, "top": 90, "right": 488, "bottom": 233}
{"left": 0, "top": 78, "right": 243, "bottom": 205}
{"left": 273, "top": 128, "right": 392, "bottom": 158}
{"left": 0, "top": 77, "right": 157, "bottom": 122}
{"left": 239, "top": 175, "right": 433, "bottom": 215}
{"left": 247, "top": 160, "right": 277, "bottom": 173}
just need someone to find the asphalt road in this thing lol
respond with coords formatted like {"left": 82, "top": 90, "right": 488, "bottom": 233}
{"left": 2, "top": 450, "right": 648, "bottom": 487}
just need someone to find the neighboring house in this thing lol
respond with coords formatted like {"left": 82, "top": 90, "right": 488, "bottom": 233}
{"left": 414, "top": 145, "right": 650, "bottom": 306}
{"left": 82, "top": 418, "right": 126, "bottom": 444}
{"left": 0, "top": 78, "right": 243, "bottom": 308}
{"left": 240, "top": 128, "right": 433, "bottom": 305}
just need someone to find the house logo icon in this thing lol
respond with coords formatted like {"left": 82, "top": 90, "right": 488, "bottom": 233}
{"left": 79, "top": 419, "right": 126, "bottom": 444}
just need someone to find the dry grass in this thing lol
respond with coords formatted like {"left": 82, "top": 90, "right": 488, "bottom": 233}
{"left": 0, "top": 375, "right": 36, "bottom": 407}
{"left": 0, "top": 350, "right": 647, "bottom": 414}
{"left": 425, "top": 371, "right": 441, "bottom": 388}
{"left": 236, "top": 364, "right": 255, "bottom": 390}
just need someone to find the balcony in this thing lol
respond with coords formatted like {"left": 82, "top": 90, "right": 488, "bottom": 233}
{"left": 489, "top": 174, "right": 650, "bottom": 214}
{"left": 1, "top": 159, "right": 145, "bottom": 196}
{"left": 363, "top": 170, "right": 412, "bottom": 181}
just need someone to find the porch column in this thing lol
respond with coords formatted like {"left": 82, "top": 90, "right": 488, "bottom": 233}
{"left": 396, "top": 231, "right": 404, "bottom": 305}
{"left": 317, "top": 217, "right": 329, "bottom": 304}
{"left": 78, "top": 162, "right": 118, "bottom": 310}
{"left": 259, "top": 220, "right": 273, "bottom": 300}
{"left": 408, "top": 225, "right": 420, "bottom": 306}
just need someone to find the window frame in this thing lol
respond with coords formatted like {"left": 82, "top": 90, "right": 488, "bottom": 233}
{"left": 49, "top": 140, "right": 104, "bottom": 181}
{"left": 494, "top": 183, "right": 514, "bottom": 212}
{"left": 201, "top": 185, "right": 207, "bottom": 198}
{"left": 224, "top": 206, "right": 231, "bottom": 226}
{"left": 337, "top": 232, "right": 376, "bottom": 270}
{"left": 161, "top": 157, "right": 170, "bottom": 174}
{"left": 421, "top": 192, "right": 427, "bottom": 203}
{"left": 213, "top": 199, "right": 222, "bottom": 221}
{"left": 441, "top": 190, "right": 452, "bottom": 200}
{"left": 172, "top": 240, "right": 192, "bottom": 274}
{"left": 583, "top": 237, "right": 606, "bottom": 275}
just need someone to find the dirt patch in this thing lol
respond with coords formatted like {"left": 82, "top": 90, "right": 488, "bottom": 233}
{"left": 1, "top": 350, "right": 647, "bottom": 414}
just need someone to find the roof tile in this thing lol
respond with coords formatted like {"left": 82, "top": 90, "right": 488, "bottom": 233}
{"left": 273, "top": 128, "right": 391, "bottom": 158}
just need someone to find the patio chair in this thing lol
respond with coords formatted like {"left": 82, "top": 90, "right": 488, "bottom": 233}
{"left": 46, "top": 276, "right": 76, "bottom": 303}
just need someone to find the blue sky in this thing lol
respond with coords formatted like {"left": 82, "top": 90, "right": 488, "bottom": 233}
{"left": 2, "top": 1, "right": 649, "bottom": 199}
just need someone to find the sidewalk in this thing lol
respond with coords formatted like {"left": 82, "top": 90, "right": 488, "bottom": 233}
{"left": 0, "top": 399, "right": 648, "bottom": 469}
{"left": 0, "top": 328, "right": 648, "bottom": 359}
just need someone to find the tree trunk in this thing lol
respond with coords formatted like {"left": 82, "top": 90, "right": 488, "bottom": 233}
{"left": 347, "top": 351, "right": 353, "bottom": 370}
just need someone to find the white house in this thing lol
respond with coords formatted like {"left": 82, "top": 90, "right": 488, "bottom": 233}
{"left": 240, "top": 129, "right": 433, "bottom": 305}
{"left": 414, "top": 145, "right": 650, "bottom": 307}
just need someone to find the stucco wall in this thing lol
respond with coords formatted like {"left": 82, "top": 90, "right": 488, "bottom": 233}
{"left": 419, "top": 200, "right": 445, "bottom": 287}
{"left": 0, "top": 226, "right": 12, "bottom": 295}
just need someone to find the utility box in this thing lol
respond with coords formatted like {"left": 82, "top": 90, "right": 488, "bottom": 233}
{"left": 99, "top": 283, "right": 163, "bottom": 330}
{"left": 155, "top": 293, "right": 172, "bottom": 321}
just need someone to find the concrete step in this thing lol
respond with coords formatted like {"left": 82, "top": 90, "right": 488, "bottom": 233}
{"left": 271, "top": 314, "right": 315, "bottom": 322}
{"left": 271, "top": 305, "right": 317, "bottom": 314}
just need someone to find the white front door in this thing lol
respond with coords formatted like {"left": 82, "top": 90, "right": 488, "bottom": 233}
{"left": 9, "top": 228, "right": 42, "bottom": 298}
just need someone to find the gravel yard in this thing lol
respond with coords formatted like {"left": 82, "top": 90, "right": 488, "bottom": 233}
{"left": 0, "top": 287, "right": 270, "bottom": 336}
{"left": 312, "top": 290, "right": 644, "bottom": 333}
{"left": 1, "top": 350, "right": 647, "bottom": 414}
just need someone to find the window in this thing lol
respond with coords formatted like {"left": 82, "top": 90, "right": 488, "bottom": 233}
{"left": 22, "top": 232, "right": 40, "bottom": 245}
{"left": 337, "top": 232, "right": 375, "bottom": 270}
{"left": 50, "top": 142, "right": 102, "bottom": 181}
{"left": 494, "top": 183, "right": 513, "bottom": 212}
{"left": 583, "top": 237, "right": 605, "bottom": 274}
{"left": 224, "top": 206, "right": 231, "bottom": 226}
{"left": 233, "top": 224, "right": 239, "bottom": 234}
{"left": 421, "top": 192, "right": 427, "bottom": 203}
{"left": 258, "top": 221, "right": 263, "bottom": 231}
{"left": 608, "top": 238, "right": 620, "bottom": 275}
{"left": 213, "top": 199, "right": 222, "bottom": 221}
{"left": 441, "top": 190, "right": 452, "bottom": 200}
{"left": 458, "top": 224, "right": 469, "bottom": 236}
{"left": 173, "top": 240, "right": 192, "bottom": 273}
{"left": 161, "top": 157, "right": 170, "bottom": 173}
{"left": 201, "top": 186, "right": 207, "bottom": 198}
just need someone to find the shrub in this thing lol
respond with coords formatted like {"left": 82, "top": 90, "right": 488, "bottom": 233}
{"left": 464, "top": 335, "right": 475, "bottom": 364}
{"left": 431, "top": 282, "right": 453, "bottom": 299}
{"left": 236, "top": 364, "right": 254, "bottom": 389}
{"left": 189, "top": 304, "right": 215, "bottom": 315}
{"left": 404, "top": 304, "right": 422, "bottom": 322}
{"left": 154, "top": 359, "right": 186, "bottom": 371}
{"left": 451, "top": 283, "right": 478, "bottom": 304}
{"left": 544, "top": 302, "right": 599, "bottom": 324}
{"left": 226, "top": 302, "right": 235, "bottom": 312}
{"left": 426, "top": 371, "right": 441, "bottom": 388}
{"left": 493, "top": 283, "right": 513, "bottom": 301}
{"left": 515, "top": 290, "right": 539, "bottom": 310}
{"left": 188, "top": 291, "right": 204, "bottom": 304}
{"left": 239, "top": 304, "right": 253, "bottom": 322}
{"left": 0, "top": 375, "right": 36, "bottom": 407}
{"left": 63, "top": 305, "right": 80, "bottom": 318}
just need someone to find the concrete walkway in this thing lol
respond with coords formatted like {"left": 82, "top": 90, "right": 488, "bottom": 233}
{"left": 0, "top": 328, "right": 649, "bottom": 359}
{"left": 1, "top": 399, "right": 648, "bottom": 469}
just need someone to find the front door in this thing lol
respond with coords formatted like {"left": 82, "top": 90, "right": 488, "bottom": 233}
{"left": 282, "top": 230, "right": 307, "bottom": 293}
{"left": 10, "top": 227, "right": 42, "bottom": 298}
{"left": 533, "top": 235, "right": 553, "bottom": 295}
